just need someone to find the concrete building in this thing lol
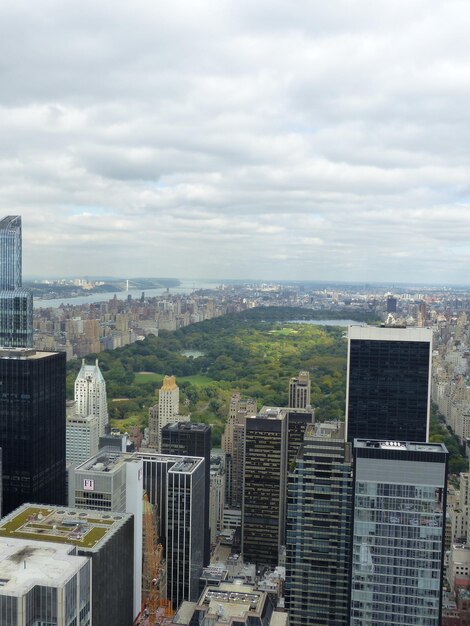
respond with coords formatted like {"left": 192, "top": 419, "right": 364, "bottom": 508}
{"left": 148, "top": 375, "right": 189, "bottom": 451}
{"left": 285, "top": 422, "right": 352, "bottom": 626}
{"left": 69, "top": 448, "right": 143, "bottom": 620}
{"left": 65, "top": 400, "right": 99, "bottom": 466}
{"left": 0, "top": 503, "right": 134, "bottom": 626}
{"left": 0, "top": 348, "right": 66, "bottom": 515}
{"left": 74, "top": 359, "right": 109, "bottom": 436}
{"left": 350, "top": 440, "right": 448, "bottom": 626}
{"left": 0, "top": 536, "right": 91, "bottom": 626}
{"left": 346, "top": 325, "right": 432, "bottom": 442}
{"left": 222, "top": 394, "right": 256, "bottom": 508}
{"left": 171, "top": 581, "right": 288, "bottom": 626}
{"left": 288, "top": 371, "right": 311, "bottom": 409}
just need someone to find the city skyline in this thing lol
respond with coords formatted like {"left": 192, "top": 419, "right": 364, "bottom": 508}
{"left": 1, "top": 2, "right": 470, "bottom": 282}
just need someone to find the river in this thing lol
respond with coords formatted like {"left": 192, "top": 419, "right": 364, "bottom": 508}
{"left": 34, "top": 280, "right": 221, "bottom": 308}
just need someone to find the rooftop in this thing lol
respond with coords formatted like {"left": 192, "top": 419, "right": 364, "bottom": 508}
{"left": 170, "top": 458, "right": 204, "bottom": 474}
{"left": 0, "top": 504, "right": 131, "bottom": 552}
{"left": 0, "top": 349, "right": 57, "bottom": 360}
{"left": 74, "top": 448, "right": 141, "bottom": 473}
{"left": 164, "top": 422, "right": 210, "bottom": 432}
{"left": 354, "top": 439, "right": 448, "bottom": 455}
{"left": 0, "top": 537, "right": 87, "bottom": 594}
{"left": 348, "top": 324, "right": 432, "bottom": 342}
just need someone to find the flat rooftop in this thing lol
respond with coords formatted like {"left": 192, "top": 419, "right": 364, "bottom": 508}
{"left": 74, "top": 448, "right": 141, "bottom": 473}
{"left": 169, "top": 458, "right": 204, "bottom": 474}
{"left": 0, "top": 537, "right": 87, "bottom": 595}
{"left": 0, "top": 349, "right": 57, "bottom": 359}
{"left": 0, "top": 504, "right": 131, "bottom": 552}
{"left": 348, "top": 324, "right": 432, "bottom": 342}
{"left": 354, "top": 439, "right": 448, "bottom": 455}
{"left": 163, "top": 422, "right": 210, "bottom": 432}
{"left": 305, "top": 421, "right": 345, "bottom": 440}
{"left": 198, "top": 582, "right": 266, "bottom": 617}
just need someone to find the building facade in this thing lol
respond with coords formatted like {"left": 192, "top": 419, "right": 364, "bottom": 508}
{"left": 346, "top": 325, "right": 432, "bottom": 442}
{"left": 0, "top": 537, "right": 91, "bottom": 626}
{"left": 0, "top": 215, "right": 33, "bottom": 349}
{"left": 74, "top": 358, "right": 109, "bottom": 436}
{"left": 69, "top": 448, "right": 143, "bottom": 619}
{"left": 286, "top": 422, "right": 352, "bottom": 626}
{"left": 167, "top": 457, "right": 205, "bottom": 608}
{"left": 0, "top": 348, "right": 66, "bottom": 515}
{"left": 0, "top": 504, "right": 134, "bottom": 626}
{"left": 148, "top": 375, "right": 189, "bottom": 451}
{"left": 350, "top": 439, "right": 448, "bottom": 626}
{"left": 66, "top": 400, "right": 100, "bottom": 466}
{"left": 288, "top": 371, "right": 311, "bottom": 409}
{"left": 161, "top": 422, "right": 211, "bottom": 566}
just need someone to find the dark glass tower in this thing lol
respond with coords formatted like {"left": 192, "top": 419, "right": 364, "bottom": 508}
{"left": 161, "top": 422, "right": 211, "bottom": 565}
{"left": 0, "top": 216, "right": 33, "bottom": 348}
{"left": 286, "top": 422, "right": 352, "bottom": 626}
{"left": 346, "top": 325, "right": 432, "bottom": 442}
{"left": 0, "top": 349, "right": 67, "bottom": 514}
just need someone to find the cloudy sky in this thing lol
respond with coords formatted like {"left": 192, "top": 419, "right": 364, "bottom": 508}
{"left": 2, "top": 1, "right": 470, "bottom": 283}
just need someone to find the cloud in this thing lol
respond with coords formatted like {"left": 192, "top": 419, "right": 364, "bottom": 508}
{"left": 0, "top": 0, "right": 469, "bottom": 282}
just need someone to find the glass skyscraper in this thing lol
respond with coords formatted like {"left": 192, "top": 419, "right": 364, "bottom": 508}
{"left": 350, "top": 440, "right": 448, "bottom": 626}
{"left": 0, "top": 216, "right": 33, "bottom": 348}
{"left": 346, "top": 326, "right": 432, "bottom": 442}
{"left": 286, "top": 422, "right": 352, "bottom": 626}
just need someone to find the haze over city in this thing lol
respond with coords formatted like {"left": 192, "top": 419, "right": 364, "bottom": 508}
{"left": 1, "top": 1, "right": 469, "bottom": 282}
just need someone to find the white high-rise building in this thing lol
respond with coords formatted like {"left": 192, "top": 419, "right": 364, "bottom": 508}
{"left": 148, "top": 375, "right": 189, "bottom": 451}
{"left": 66, "top": 400, "right": 100, "bottom": 466}
{"left": 75, "top": 358, "right": 109, "bottom": 436}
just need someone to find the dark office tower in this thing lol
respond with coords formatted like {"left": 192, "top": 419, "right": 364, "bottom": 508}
{"left": 288, "top": 371, "right": 311, "bottom": 408}
{"left": 0, "top": 216, "right": 33, "bottom": 348}
{"left": 286, "top": 408, "right": 315, "bottom": 464}
{"left": 0, "top": 349, "right": 66, "bottom": 515}
{"left": 350, "top": 440, "right": 448, "bottom": 626}
{"left": 241, "top": 407, "right": 314, "bottom": 567}
{"left": 161, "top": 422, "right": 211, "bottom": 566}
{"left": 346, "top": 325, "right": 432, "bottom": 442}
{"left": 286, "top": 422, "right": 352, "bottom": 626}
{"left": 386, "top": 295, "right": 397, "bottom": 313}
{"left": 242, "top": 410, "right": 286, "bottom": 567}
{"left": 167, "top": 457, "right": 205, "bottom": 608}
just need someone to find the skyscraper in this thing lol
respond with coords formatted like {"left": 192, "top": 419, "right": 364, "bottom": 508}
{"left": 0, "top": 216, "right": 33, "bottom": 348}
{"left": 161, "top": 422, "right": 211, "bottom": 566}
{"left": 350, "top": 439, "right": 447, "bottom": 625}
{"left": 286, "top": 422, "right": 352, "bottom": 626}
{"left": 148, "top": 375, "right": 189, "bottom": 450}
{"left": 74, "top": 358, "right": 109, "bottom": 436}
{"left": 242, "top": 407, "right": 314, "bottom": 566}
{"left": 0, "top": 348, "right": 66, "bottom": 515}
{"left": 288, "top": 371, "right": 311, "bottom": 409}
{"left": 166, "top": 457, "right": 205, "bottom": 607}
{"left": 346, "top": 325, "right": 432, "bottom": 442}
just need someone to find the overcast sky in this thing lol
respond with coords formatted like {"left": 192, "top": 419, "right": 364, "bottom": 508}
{"left": 2, "top": 1, "right": 470, "bottom": 283}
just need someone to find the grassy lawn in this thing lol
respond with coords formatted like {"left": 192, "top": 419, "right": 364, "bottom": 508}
{"left": 268, "top": 327, "right": 299, "bottom": 336}
{"left": 134, "top": 372, "right": 214, "bottom": 386}
{"left": 110, "top": 414, "right": 143, "bottom": 432}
